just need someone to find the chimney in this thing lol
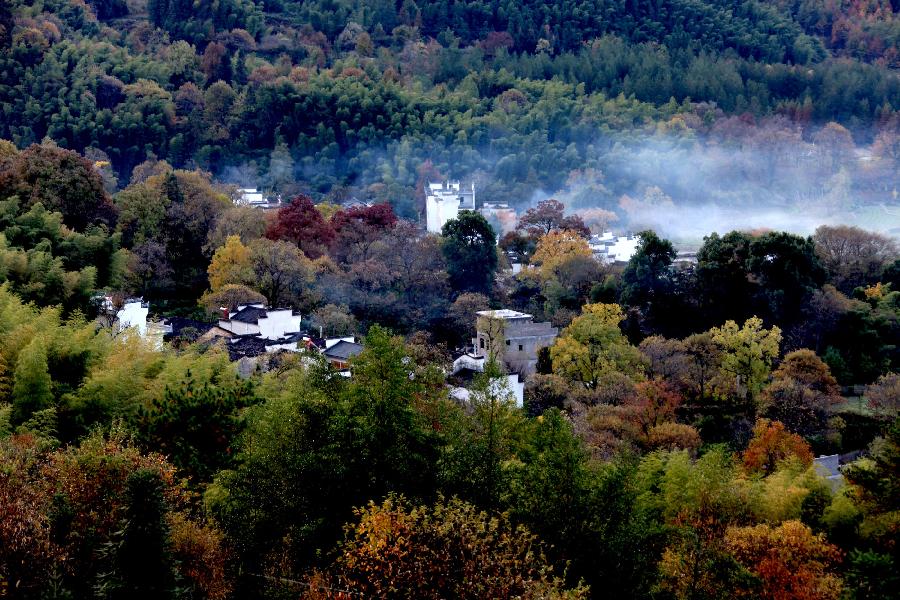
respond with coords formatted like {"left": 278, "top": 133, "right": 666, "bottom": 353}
{"left": 220, "top": 306, "right": 229, "bottom": 320}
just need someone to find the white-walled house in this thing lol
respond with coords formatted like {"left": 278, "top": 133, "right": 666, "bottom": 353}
{"left": 97, "top": 295, "right": 166, "bottom": 348}
{"left": 98, "top": 295, "right": 149, "bottom": 336}
{"left": 449, "top": 353, "right": 525, "bottom": 407}
{"left": 236, "top": 188, "right": 266, "bottom": 205}
{"left": 116, "top": 298, "right": 149, "bottom": 336}
{"left": 425, "top": 180, "right": 476, "bottom": 233}
{"left": 589, "top": 232, "right": 641, "bottom": 263}
{"left": 217, "top": 304, "right": 302, "bottom": 340}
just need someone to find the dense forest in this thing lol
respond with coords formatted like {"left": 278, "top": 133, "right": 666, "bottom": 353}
{"left": 1, "top": 0, "right": 900, "bottom": 227}
{"left": 2, "top": 0, "right": 900, "bottom": 598}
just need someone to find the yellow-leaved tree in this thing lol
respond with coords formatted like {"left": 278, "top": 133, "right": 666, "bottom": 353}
{"left": 529, "top": 229, "right": 592, "bottom": 281}
{"left": 550, "top": 303, "right": 644, "bottom": 389}
{"left": 207, "top": 235, "right": 253, "bottom": 292}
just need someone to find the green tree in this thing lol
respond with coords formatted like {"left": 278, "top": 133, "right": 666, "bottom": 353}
{"left": 748, "top": 232, "right": 827, "bottom": 325}
{"left": 96, "top": 469, "right": 177, "bottom": 600}
{"left": 138, "top": 371, "right": 256, "bottom": 482}
{"left": 441, "top": 212, "right": 497, "bottom": 295}
{"left": 621, "top": 230, "right": 677, "bottom": 314}
{"left": 439, "top": 358, "right": 523, "bottom": 508}
{"left": 208, "top": 327, "right": 441, "bottom": 576}
{"left": 11, "top": 336, "right": 53, "bottom": 424}
{"left": 710, "top": 317, "right": 781, "bottom": 408}
{"left": 696, "top": 231, "right": 755, "bottom": 328}
{"left": 503, "top": 410, "right": 604, "bottom": 587}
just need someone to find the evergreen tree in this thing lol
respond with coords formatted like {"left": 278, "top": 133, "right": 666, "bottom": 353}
{"left": 441, "top": 212, "right": 498, "bottom": 295}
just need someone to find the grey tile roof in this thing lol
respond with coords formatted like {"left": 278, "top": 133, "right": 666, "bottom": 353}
{"left": 324, "top": 340, "right": 364, "bottom": 360}
{"left": 231, "top": 306, "right": 268, "bottom": 324}
{"left": 226, "top": 335, "right": 269, "bottom": 360}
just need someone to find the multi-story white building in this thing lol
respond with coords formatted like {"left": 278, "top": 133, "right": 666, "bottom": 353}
{"left": 425, "top": 180, "right": 476, "bottom": 233}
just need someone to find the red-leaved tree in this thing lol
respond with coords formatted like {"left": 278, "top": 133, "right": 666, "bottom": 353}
{"left": 266, "top": 194, "right": 334, "bottom": 259}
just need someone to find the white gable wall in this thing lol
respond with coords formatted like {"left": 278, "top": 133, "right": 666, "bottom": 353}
{"left": 257, "top": 309, "right": 301, "bottom": 340}
{"left": 218, "top": 319, "right": 259, "bottom": 336}
{"left": 426, "top": 195, "right": 462, "bottom": 233}
{"left": 117, "top": 301, "right": 149, "bottom": 336}
{"left": 325, "top": 336, "right": 356, "bottom": 350}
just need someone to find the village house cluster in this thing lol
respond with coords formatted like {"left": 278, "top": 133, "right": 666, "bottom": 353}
{"left": 103, "top": 177, "right": 653, "bottom": 407}
{"left": 109, "top": 298, "right": 559, "bottom": 407}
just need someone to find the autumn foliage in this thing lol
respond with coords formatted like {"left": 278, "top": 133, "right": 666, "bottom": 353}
{"left": 305, "top": 496, "right": 586, "bottom": 599}
{"left": 725, "top": 520, "right": 843, "bottom": 600}
{"left": 743, "top": 419, "right": 814, "bottom": 474}
{"left": 0, "top": 431, "right": 231, "bottom": 598}
{"left": 266, "top": 194, "right": 335, "bottom": 259}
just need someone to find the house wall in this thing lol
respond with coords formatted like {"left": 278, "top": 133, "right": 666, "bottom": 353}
{"left": 426, "top": 195, "right": 461, "bottom": 233}
{"left": 501, "top": 333, "right": 558, "bottom": 376}
{"left": 328, "top": 358, "right": 350, "bottom": 370}
{"left": 257, "top": 310, "right": 301, "bottom": 339}
{"left": 452, "top": 375, "right": 524, "bottom": 408}
{"left": 474, "top": 314, "right": 531, "bottom": 359}
{"left": 218, "top": 320, "right": 259, "bottom": 336}
{"left": 117, "top": 301, "right": 149, "bottom": 336}
{"left": 474, "top": 314, "right": 557, "bottom": 376}
{"left": 505, "top": 374, "right": 525, "bottom": 407}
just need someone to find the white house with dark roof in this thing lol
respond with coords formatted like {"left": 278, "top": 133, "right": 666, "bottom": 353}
{"left": 217, "top": 303, "right": 302, "bottom": 340}
{"left": 425, "top": 180, "right": 476, "bottom": 233}
{"left": 589, "top": 232, "right": 641, "bottom": 264}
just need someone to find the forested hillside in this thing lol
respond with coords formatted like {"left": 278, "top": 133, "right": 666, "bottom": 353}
{"left": 1, "top": 0, "right": 899, "bottom": 218}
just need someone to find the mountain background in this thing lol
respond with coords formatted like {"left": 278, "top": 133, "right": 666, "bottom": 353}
{"left": 2, "top": 0, "right": 900, "bottom": 237}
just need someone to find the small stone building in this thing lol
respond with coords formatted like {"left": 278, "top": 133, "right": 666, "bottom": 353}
{"left": 473, "top": 309, "right": 558, "bottom": 376}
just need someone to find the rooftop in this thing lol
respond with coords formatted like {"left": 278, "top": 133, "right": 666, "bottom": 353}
{"left": 476, "top": 309, "right": 533, "bottom": 320}
{"left": 229, "top": 305, "right": 268, "bottom": 323}
{"left": 161, "top": 316, "right": 215, "bottom": 341}
{"left": 324, "top": 340, "right": 364, "bottom": 361}
{"left": 226, "top": 335, "right": 270, "bottom": 360}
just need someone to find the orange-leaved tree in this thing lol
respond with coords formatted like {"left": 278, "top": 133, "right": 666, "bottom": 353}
{"left": 725, "top": 520, "right": 843, "bottom": 600}
{"left": 742, "top": 419, "right": 814, "bottom": 475}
